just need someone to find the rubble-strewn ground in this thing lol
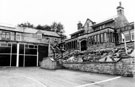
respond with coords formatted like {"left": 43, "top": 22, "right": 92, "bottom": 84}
{"left": 0, "top": 67, "right": 134, "bottom": 87}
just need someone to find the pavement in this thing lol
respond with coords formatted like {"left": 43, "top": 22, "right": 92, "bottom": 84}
{"left": 0, "top": 67, "right": 135, "bottom": 87}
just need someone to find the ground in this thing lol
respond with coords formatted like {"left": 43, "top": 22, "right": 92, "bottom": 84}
{"left": 0, "top": 67, "right": 134, "bottom": 87}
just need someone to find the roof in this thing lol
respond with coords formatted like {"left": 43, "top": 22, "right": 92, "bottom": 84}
{"left": 0, "top": 25, "right": 38, "bottom": 33}
{"left": 78, "top": 28, "right": 114, "bottom": 39}
{"left": 84, "top": 18, "right": 95, "bottom": 26}
{"left": 39, "top": 30, "right": 60, "bottom": 37}
{"left": 66, "top": 28, "right": 114, "bottom": 42}
{"left": 70, "top": 29, "right": 85, "bottom": 36}
{"left": 92, "top": 18, "right": 115, "bottom": 27}
{"left": 0, "top": 25, "right": 60, "bottom": 37}
{"left": 114, "top": 15, "right": 129, "bottom": 28}
{"left": 0, "top": 25, "right": 18, "bottom": 32}
{"left": 22, "top": 27, "right": 38, "bottom": 33}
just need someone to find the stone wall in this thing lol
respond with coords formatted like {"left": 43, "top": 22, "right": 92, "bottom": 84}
{"left": 88, "top": 43, "right": 115, "bottom": 51}
{"left": 63, "top": 57, "right": 135, "bottom": 77}
{"left": 40, "top": 57, "right": 62, "bottom": 70}
{"left": 40, "top": 57, "right": 58, "bottom": 70}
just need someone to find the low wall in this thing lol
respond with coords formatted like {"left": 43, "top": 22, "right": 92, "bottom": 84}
{"left": 63, "top": 58, "right": 135, "bottom": 77}
{"left": 40, "top": 57, "right": 62, "bottom": 70}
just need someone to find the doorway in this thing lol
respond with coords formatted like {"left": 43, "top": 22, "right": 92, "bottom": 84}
{"left": 38, "top": 45, "right": 48, "bottom": 65}
{"left": 81, "top": 40, "right": 87, "bottom": 51}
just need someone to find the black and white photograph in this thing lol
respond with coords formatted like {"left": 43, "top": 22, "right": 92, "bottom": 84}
{"left": 0, "top": 0, "right": 134, "bottom": 87}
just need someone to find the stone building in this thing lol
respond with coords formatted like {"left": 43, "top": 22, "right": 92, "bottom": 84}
{"left": 64, "top": 2, "right": 134, "bottom": 52}
{"left": 0, "top": 25, "right": 61, "bottom": 67}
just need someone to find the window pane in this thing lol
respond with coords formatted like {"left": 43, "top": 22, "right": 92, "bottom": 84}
{"left": 10, "top": 32, "right": 15, "bottom": 40}
{"left": 19, "top": 44, "right": 24, "bottom": 54}
{"left": 131, "top": 33, "right": 134, "bottom": 41}
{"left": 0, "top": 55, "right": 10, "bottom": 66}
{"left": 125, "top": 34, "right": 130, "bottom": 41}
{"left": 101, "top": 34, "right": 103, "bottom": 42}
{"left": 25, "top": 48, "right": 37, "bottom": 55}
{"left": 12, "top": 44, "right": 17, "bottom": 53}
{"left": 0, "top": 47, "right": 10, "bottom": 53}
{"left": 25, "top": 56, "right": 37, "bottom": 66}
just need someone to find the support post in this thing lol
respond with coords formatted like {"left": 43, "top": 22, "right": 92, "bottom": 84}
{"left": 48, "top": 39, "right": 50, "bottom": 57}
{"left": 124, "top": 39, "right": 127, "bottom": 54}
{"left": 10, "top": 43, "right": 12, "bottom": 67}
{"left": 23, "top": 44, "right": 25, "bottom": 67}
{"left": 37, "top": 45, "right": 39, "bottom": 67}
{"left": 16, "top": 43, "right": 19, "bottom": 67}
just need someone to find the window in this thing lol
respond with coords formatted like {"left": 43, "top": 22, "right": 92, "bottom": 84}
{"left": 37, "top": 34, "right": 42, "bottom": 39}
{"left": 35, "top": 45, "right": 37, "bottom": 48}
{"left": 101, "top": 33, "right": 104, "bottom": 43}
{"left": 131, "top": 32, "right": 134, "bottom": 41}
{"left": 131, "top": 25, "right": 134, "bottom": 29}
{"left": 102, "top": 25, "right": 105, "bottom": 28}
{"left": 99, "top": 26, "right": 102, "bottom": 30}
{"left": 88, "top": 36, "right": 91, "bottom": 45}
{"left": 0, "top": 43, "right": 8, "bottom": 47}
{"left": 109, "top": 33, "right": 112, "bottom": 42}
{"left": 10, "top": 32, "right": 15, "bottom": 40}
{"left": 55, "top": 38, "right": 58, "bottom": 41}
{"left": 125, "top": 34, "right": 130, "bottom": 42}
{"left": 97, "top": 34, "right": 100, "bottom": 43}
{"left": 91, "top": 36, "right": 93, "bottom": 44}
{"left": 1, "top": 32, "right": 6, "bottom": 40}
{"left": 6, "top": 32, "right": 10, "bottom": 40}
{"left": 29, "top": 45, "right": 34, "bottom": 48}
{"left": 94, "top": 35, "right": 97, "bottom": 44}
{"left": 16, "top": 33, "right": 22, "bottom": 41}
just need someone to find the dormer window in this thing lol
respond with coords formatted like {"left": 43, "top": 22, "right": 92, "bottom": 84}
{"left": 16, "top": 33, "right": 22, "bottom": 41}
{"left": 37, "top": 33, "right": 42, "bottom": 39}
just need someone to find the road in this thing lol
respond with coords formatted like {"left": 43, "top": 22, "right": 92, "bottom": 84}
{"left": 0, "top": 67, "right": 134, "bottom": 87}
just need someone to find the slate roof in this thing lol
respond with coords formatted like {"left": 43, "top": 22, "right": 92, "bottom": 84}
{"left": 92, "top": 18, "right": 115, "bottom": 27}
{"left": 70, "top": 29, "right": 84, "bottom": 36}
{"left": 0, "top": 25, "right": 60, "bottom": 37}
{"left": 0, "top": 25, "right": 18, "bottom": 31}
{"left": 39, "top": 30, "right": 60, "bottom": 37}
{"left": 22, "top": 27, "right": 38, "bottom": 33}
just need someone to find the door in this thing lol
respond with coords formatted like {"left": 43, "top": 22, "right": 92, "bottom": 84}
{"left": 38, "top": 45, "right": 48, "bottom": 64}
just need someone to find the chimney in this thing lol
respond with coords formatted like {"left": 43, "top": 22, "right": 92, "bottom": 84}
{"left": 117, "top": 2, "right": 124, "bottom": 15}
{"left": 77, "top": 21, "right": 83, "bottom": 30}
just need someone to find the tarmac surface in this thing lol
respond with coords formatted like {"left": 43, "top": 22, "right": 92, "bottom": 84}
{"left": 0, "top": 67, "right": 134, "bottom": 87}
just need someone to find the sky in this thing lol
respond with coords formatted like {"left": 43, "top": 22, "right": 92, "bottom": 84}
{"left": 0, "top": 0, "right": 134, "bottom": 38}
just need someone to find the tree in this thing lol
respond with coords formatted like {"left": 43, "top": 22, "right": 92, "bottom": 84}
{"left": 43, "top": 25, "right": 51, "bottom": 31}
{"left": 18, "top": 22, "right": 34, "bottom": 28}
{"left": 36, "top": 25, "right": 43, "bottom": 29}
{"left": 51, "top": 22, "right": 66, "bottom": 40}
{"left": 36, "top": 24, "right": 51, "bottom": 31}
{"left": 51, "top": 22, "right": 64, "bottom": 34}
{"left": 51, "top": 22, "right": 58, "bottom": 32}
{"left": 18, "top": 21, "right": 67, "bottom": 40}
{"left": 56, "top": 23, "right": 64, "bottom": 34}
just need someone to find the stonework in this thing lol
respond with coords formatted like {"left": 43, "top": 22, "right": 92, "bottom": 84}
{"left": 40, "top": 57, "right": 59, "bottom": 70}
{"left": 63, "top": 57, "right": 135, "bottom": 77}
